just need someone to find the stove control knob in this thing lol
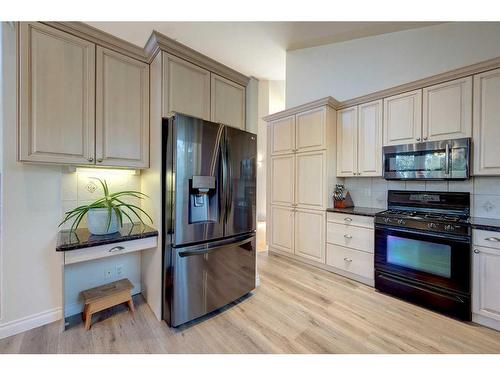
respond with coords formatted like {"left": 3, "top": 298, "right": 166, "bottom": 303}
{"left": 398, "top": 219, "right": 405, "bottom": 225}
{"left": 384, "top": 217, "right": 391, "bottom": 223}
{"left": 444, "top": 224, "right": 454, "bottom": 231}
{"left": 428, "top": 223, "right": 437, "bottom": 229}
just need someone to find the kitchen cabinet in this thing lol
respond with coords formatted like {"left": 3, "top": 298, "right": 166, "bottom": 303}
{"left": 337, "top": 100, "right": 382, "bottom": 177}
{"left": 210, "top": 73, "right": 246, "bottom": 129}
{"left": 473, "top": 247, "right": 500, "bottom": 329}
{"left": 295, "top": 151, "right": 326, "bottom": 210}
{"left": 295, "top": 107, "right": 327, "bottom": 152}
{"left": 270, "top": 116, "right": 296, "bottom": 155}
{"left": 18, "top": 22, "right": 96, "bottom": 165}
{"left": 423, "top": 77, "right": 472, "bottom": 141}
{"left": 336, "top": 107, "right": 358, "bottom": 176}
{"left": 269, "top": 205, "right": 295, "bottom": 254}
{"left": 270, "top": 154, "right": 295, "bottom": 206}
{"left": 383, "top": 89, "right": 422, "bottom": 146}
{"left": 294, "top": 209, "right": 325, "bottom": 263}
{"left": 473, "top": 68, "right": 500, "bottom": 175}
{"left": 162, "top": 52, "right": 211, "bottom": 120}
{"left": 96, "top": 47, "right": 150, "bottom": 168}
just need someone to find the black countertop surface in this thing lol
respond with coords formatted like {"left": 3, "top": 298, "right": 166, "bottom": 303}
{"left": 56, "top": 223, "right": 158, "bottom": 252}
{"left": 326, "top": 206, "right": 383, "bottom": 217}
{"left": 470, "top": 217, "right": 500, "bottom": 232}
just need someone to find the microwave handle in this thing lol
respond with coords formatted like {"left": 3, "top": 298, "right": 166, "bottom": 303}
{"left": 445, "top": 143, "right": 450, "bottom": 175}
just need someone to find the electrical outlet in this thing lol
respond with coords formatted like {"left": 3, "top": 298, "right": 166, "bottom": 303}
{"left": 116, "top": 264, "right": 124, "bottom": 277}
{"left": 104, "top": 267, "right": 114, "bottom": 279}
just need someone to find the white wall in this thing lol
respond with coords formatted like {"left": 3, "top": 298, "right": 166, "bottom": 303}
{"left": 0, "top": 22, "right": 64, "bottom": 338}
{"left": 286, "top": 22, "right": 500, "bottom": 107}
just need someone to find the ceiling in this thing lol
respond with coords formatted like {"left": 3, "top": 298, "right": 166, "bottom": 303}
{"left": 87, "top": 22, "right": 442, "bottom": 80}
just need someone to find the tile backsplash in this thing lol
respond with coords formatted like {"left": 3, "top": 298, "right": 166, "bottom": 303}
{"left": 343, "top": 176, "right": 500, "bottom": 219}
{"left": 60, "top": 170, "right": 141, "bottom": 230}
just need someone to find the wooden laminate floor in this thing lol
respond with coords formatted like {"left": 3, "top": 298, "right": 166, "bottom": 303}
{"left": 2, "top": 252, "right": 500, "bottom": 354}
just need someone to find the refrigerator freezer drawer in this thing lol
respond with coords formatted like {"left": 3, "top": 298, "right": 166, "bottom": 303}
{"left": 168, "top": 233, "right": 256, "bottom": 327}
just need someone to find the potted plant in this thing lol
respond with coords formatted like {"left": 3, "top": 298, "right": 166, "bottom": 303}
{"left": 59, "top": 178, "right": 153, "bottom": 235}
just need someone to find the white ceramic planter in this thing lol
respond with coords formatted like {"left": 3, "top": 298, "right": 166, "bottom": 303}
{"left": 87, "top": 208, "right": 119, "bottom": 235}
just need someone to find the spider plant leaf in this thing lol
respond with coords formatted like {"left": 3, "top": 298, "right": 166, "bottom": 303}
{"left": 113, "top": 206, "right": 123, "bottom": 227}
{"left": 106, "top": 205, "right": 113, "bottom": 230}
{"left": 119, "top": 207, "right": 134, "bottom": 225}
{"left": 70, "top": 209, "right": 88, "bottom": 232}
{"left": 116, "top": 201, "right": 153, "bottom": 224}
{"left": 109, "top": 191, "right": 149, "bottom": 200}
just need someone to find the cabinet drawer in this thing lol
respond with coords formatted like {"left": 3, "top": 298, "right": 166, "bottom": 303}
{"left": 326, "top": 222, "right": 374, "bottom": 253}
{"left": 326, "top": 212, "right": 374, "bottom": 229}
{"left": 473, "top": 229, "right": 500, "bottom": 250}
{"left": 326, "top": 244, "right": 374, "bottom": 280}
{"left": 64, "top": 236, "right": 158, "bottom": 265}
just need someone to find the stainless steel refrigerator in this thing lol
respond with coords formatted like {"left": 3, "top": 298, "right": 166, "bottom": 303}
{"left": 162, "top": 114, "right": 257, "bottom": 327}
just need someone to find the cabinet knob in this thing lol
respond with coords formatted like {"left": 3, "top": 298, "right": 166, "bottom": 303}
{"left": 416, "top": 137, "right": 421, "bottom": 142}
{"left": 88, "top": 157, "right": 94, "bottom": 162}
{"left": 344, "top": 234, "right": 352, "bottom": 239}
{"left": 97, "top": 158, "right": 103, "bottom": 163}
{"left": 423, "top": 137, "right": 428, "bottom": 141}
{"left": 344, "top": 217, "right": 352, "bottom": 222}
{"left": 474, "top": 249, "right": 480, "bottom": 254}
{"left": 485, "top": 237, "right": 500, "bottom": 242}
{"left": 344, "top": 257, "right": 353, "bottom": 262}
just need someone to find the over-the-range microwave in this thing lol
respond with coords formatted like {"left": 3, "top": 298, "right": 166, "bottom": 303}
{"left": 383, "top": 138, "right": 470, "bottom": 180}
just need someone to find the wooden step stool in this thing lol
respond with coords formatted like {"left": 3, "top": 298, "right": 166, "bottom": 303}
{"left": 81, "top": 278, "right": 135, "bottom": 330}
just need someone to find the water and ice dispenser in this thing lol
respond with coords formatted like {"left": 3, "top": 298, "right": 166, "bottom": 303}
{"left": 189, "top": 175, "right": 217, "bottom": 223}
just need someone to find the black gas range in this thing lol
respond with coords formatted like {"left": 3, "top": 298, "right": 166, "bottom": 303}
{"left": 374, "top": 190, "right": 471, "bottom": 321}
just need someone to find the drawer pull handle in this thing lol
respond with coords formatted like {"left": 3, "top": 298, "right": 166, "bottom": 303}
{"left": 485, "top": 237, "right": 500, "bottom": 242}
{"left": 109, "top": 246, "right": 125, "bottom": 253}
{"left": 344, "top": 234, "right": 352, "bottom": 239}
{"left": 474, "top": 249, "right": 480, "bottom": 254}
{"left": 344, "top": 217, "right": 352, "bottom": 222}
{"left": 344, "top": 257, "right": 352, "bottom": 262}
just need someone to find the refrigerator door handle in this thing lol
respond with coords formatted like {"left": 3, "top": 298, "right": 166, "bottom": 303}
{"left": 226, "top": 140, "right": 233, "bottom": 220}
{"left": 220, "top": 134, "right": 228, "bottom": 224}
{"left": 178, "top": 236, "right": 254, "bottom": 257}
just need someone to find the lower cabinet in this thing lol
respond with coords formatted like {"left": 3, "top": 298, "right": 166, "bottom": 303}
{"left": 326, "top": 244, "right": 374, "bottom": 280}
{"left": 270, "top": 205, "right": 295, "bottom": 254}
{"left": 472, "top": 231, "right": 500, "bottom": 330}
{"left": 294, "top": 209, "right": 325, "bottom": 263}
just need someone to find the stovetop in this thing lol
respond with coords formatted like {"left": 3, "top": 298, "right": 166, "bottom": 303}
{"left": 375, "top": 208, "right": 471, "bottom": 236}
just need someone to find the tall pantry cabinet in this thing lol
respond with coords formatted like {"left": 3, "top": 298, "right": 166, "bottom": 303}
{"left": 265, "top": 99, "right": 337, "bottom": 264}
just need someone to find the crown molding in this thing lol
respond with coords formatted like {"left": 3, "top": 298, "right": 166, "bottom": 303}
{"left": 263, "top": 96, "right": 340, "bottom": 122}
{"left": 42, "top": 22, "right": 148, "bottom": 62}
{"left": 145, "top": 30, "right": 249, "bottom": 86}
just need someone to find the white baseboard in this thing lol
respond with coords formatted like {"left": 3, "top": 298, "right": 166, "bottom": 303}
{"left": 0, "top": 307, "right": 62, "bottom": 340}
{"left": 473, "top": 313, "right": 500, "bottom": 332}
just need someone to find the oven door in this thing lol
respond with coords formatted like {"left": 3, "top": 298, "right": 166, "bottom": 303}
{"left": 383, "top": 138, "right": 470, "bottom": 180}
{"left": 375, "top": 225, "right": 470, "bottom": 294}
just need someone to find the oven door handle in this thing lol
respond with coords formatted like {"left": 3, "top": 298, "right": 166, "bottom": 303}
{"left": 375, "top": 224, "right": 471, "bottom": 243}
{"left": 445, "top": 143, "right": 451, "bottom": 175}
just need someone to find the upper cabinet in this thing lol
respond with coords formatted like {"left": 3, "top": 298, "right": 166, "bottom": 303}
{"left": 383, "top": 89, "right": 422, "bottom": 146}
{"left": 295, "top": 107, "right": 327, "bottom": 152}
{"left": 337, "top": 100, "right": 382, "bottom": 177}
{"left": 162, "top": 53, "right": 211, "bottom": 120}
{"left": 95, "top": 47, "right": 150, "bottom": 168}
{"left": 357, "top": 100, "right": 383, "bottom": 176}
{"left": 18, "top": 22, "right": 96, "bottom": 165}
{"left": 336, "top": 107, "right": 358, "bottom": 176}
{"left": 473, "top": 68, "right": 500, "bottom": 175}
{"left": 270, "top": 107, "right": 328, "bottom": 156}
{"left": 270, "top": 115, "right": 296, "bottom": 155}
{"left": 210, "top": 74, "right": 246, "bottom": 129}
{"left": 423, "top": 77, "right": 472, "bottom": 141}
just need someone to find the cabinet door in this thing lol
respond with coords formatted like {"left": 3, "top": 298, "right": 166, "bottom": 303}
{"left": 162, "top": 53, "right": 210, "bottom": 120}
{"left": 270, "top": 116, "right": 295, "bottom": 155}
{"left": 336, "top": 107, "right": 358, "bottom": 176}
{"left": 473, "top": 246, "right": 500, "bottom": 321}
{"left": 270, "top": 155, "right": 294, "bottom": 206}
{"left": 270, "top": 205, "right": 294, "bottom": 254}
{"left": 473, "top": 68, "right": 500, "bottom": 175}
{"left": 383, "top": 89, "right": 422, "bottom": 146}
{"left": 423, "top": 77, "right": 472, "bottom": 142}
{"left": 295, "top": 151, "right": 326, "bottom": 210}
{"left": 358, "top": 100, "right": 383, "bottom": 176}
{"left": 294, "top": 209, "right": 325, "bottom": 263}
{"left": 18, "top": 22, "right": 95, "bottom": 164}
{"left": 296, "top": 107, "right": 326, "bottom": 152}
{"left": 210, "top": 74, "right": 246, "bottom": 129}
{"left": 95, "top": 47, "right": 150, "bottom": 168}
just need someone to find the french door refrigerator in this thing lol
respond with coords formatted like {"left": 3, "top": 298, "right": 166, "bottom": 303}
{"left": 162, "top": 114, "right": 257, "bottom": 327}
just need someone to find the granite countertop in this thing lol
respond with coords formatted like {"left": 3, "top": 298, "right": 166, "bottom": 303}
{"left": 470, "top": 217, "right": 500, "bottom": 233}
{"left": 56, "top": 223, "right": 158, "bottom": 252}
{"left": 326, "top": 206, "right": 384, "bottom": 217}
